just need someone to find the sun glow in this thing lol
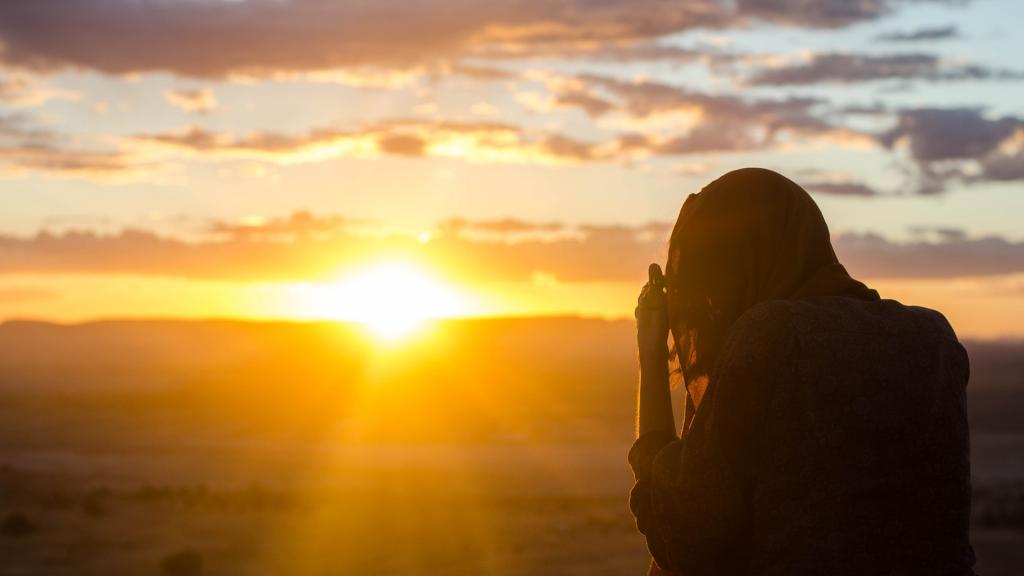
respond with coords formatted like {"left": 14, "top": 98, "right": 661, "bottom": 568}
{"left": 306, "top": 262, "right": 473, "bottom": 340}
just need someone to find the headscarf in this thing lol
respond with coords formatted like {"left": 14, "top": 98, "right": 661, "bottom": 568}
{"left": 665, "top": 168, "right": 878, "bottom": 419}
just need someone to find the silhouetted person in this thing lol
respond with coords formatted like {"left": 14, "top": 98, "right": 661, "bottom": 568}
{"left": 632, "top": 168, "right": 974, "bottom": 576}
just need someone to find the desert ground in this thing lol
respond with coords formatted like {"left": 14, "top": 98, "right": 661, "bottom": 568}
{"left": 0, "top": 318, "right": 1020, "bottom": 575}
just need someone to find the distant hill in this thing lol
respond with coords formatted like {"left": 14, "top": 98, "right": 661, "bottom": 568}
{"left": 0, "top": 317, "right": 1019, "bottom": 449}
{"left": 0, "top": 317, "right": 640, "bottom": 447}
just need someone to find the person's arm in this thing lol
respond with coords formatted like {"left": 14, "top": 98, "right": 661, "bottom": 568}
{"left": 631, "top": 262, "right": 683, "bottom": 573}
{"left": 628, "top": 302, "right": 794, "bottom": 573}
{"left": 635, "top": 263, "right": 675, "bottom": 437}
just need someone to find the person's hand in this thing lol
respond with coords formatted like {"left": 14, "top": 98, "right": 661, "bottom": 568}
{"left": 635, "top": 263, "right": 670, "bottom": 368}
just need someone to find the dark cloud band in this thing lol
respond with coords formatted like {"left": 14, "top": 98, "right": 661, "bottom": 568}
{"left": 0, "top": 0, "right": 960, "bottom": 77}
{"left": 0, "top": 215, "right": 1019, "bottom": 283}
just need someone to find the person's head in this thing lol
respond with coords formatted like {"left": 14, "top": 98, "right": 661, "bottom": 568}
{"left": 664, "top": 167, "right": 877, "bottom": 387}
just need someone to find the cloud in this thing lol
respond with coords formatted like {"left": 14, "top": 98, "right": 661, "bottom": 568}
{"left": 978, "top": 147, "right": 1024, "bottom": 182}
{"left": 0, "top": 0, "right": 714, "bottom": 77}
{"left": 881, "top": 108, "right": 1021, "bottom": 162}
{"left": 541, "top": 74, "right": 869, "bottom": 152}
{"left": 908, "top": 226, "right": 968, "bottom": 242}
{"left": 444, "top": 63, "right": 519, "bottom": 81}
{"left": 0, "top": 217, "right": 662, "bottom": 283}
{"left": 0, "top": 114, "right": 149, "bottom": 180}
{"left": 207, "top": 211, "right": 357, "bottom": 240}
{"left": 0, "top": 99, "right": 873, "bottom": 179}
{"left": 306, "top": 62, "right": 520, "bottom": 87}
{"left": 2, "top": 212, "right": 1022, "bottom": 284}
{"left": 835, "top": 231, "right": 1024, "bottom": 279}
{"left": 480, "top": 40, "right": 727, "bottom": 64}
{"left": 877, "top": 108, "right": 1024, "bottom": 192}
{"left": 130, "top": 66, "right": 895, "bottom": 168}
{"left": 730, "top": 0, "right": 919, "bottom": 28}
{"left": 163, "top": 89, "right": 217, "bottom": 114}
{"left": 132, "top": 120, "right": 614, "bottom": 166}
{"left": 0, "top": 147, "right": 142, "bottom": 179}
{"left": 24, "top": 95, "right": 1024, "bottom": 194}
{"left": 0, "top": 0, "right": 961, "bottom": 78}
{"left": 875, "top": 25, "right": 959, "bottom": 42}
{"left": 572, "top": 43, "right": 710, "bottom": 63}
{"left": 745, "top": 53, "right": 1023, "bottom": 86}
{"left": 130, "top": 101, "right": 874, "bottom": 168}
{"left": 438, "top": 217, "right": 566, "bottom": 239}
{"left": 0, "top": 73, "right": 77, "bottom": 107}
{"left": 794, "top": 169, "right": 886, "bottom": 197}
{"left": 803, "top": 180, "right": 882, "bottom": 197}
{"left": 552, "top": 91, "right": 617, "bottom": 117}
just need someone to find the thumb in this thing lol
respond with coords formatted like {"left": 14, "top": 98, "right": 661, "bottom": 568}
{"left": 648, "top": 263, "right": 664, "bottom": 287}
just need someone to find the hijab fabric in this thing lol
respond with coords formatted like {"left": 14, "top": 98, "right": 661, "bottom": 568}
{"left": 665, "top": 168, "right": 878, "bottom": 425}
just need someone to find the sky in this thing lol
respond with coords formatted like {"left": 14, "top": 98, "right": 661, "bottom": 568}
{"left": 0, "top": 0, "right": 1022, "bottom": 338}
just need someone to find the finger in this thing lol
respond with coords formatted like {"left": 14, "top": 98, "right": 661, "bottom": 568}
{"left": 637, "top": 283, "right": 650, "bottom": 305}
{"left": 638, "top": 290, "right": 666, "bottom": 309}
{"left": 648, "top": 263, "right": 664, "bottom": 287}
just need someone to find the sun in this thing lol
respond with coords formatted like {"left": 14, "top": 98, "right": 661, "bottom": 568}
{"left": 312, "top": 261, "right": 471, "bottom": 340}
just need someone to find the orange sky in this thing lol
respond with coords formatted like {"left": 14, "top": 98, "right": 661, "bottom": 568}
{"left": 1, "top": 1, "right": 1023, "bottom": 339}
{"left": 1, "top": 267, "right": 1021, "bottom": 340}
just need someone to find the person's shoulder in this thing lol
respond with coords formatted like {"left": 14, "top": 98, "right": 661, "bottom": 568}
{"left": 894, "top": 302, "right": 970, "bottom": 379}
{"left": 816, "top": 296, "right": 962, "bottom": 344}
{"left": 895, "top": 302, "right": 961, "bottom": 342}
{"left": 757, "top": 295, "right": 960, "bottom": 341}
{"left": 720, "top": 296, "right": 965, "bottom": 364}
